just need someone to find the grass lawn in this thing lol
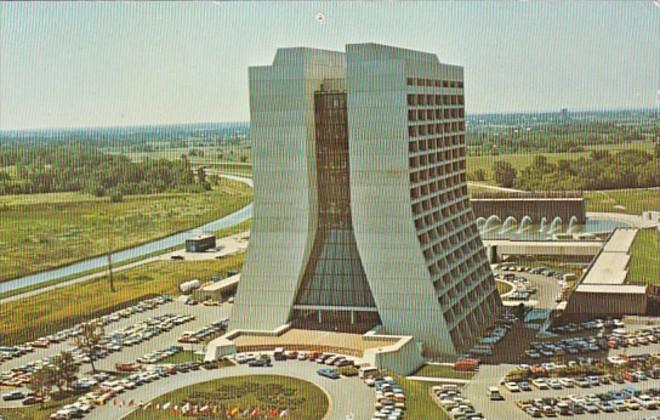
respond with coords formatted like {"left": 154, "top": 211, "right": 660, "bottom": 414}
{"left": 0, "top": 255, "right": 244, "bottom": 346}
{"left": 214, "top": 219, "right": 252, "bottom": 238}
{"left": 387, "top": 373, "right": 450, "bottom": 419}
{"left": 0, "top": 178, "right": 252, "bottom": 283}
{"left": 0, "top": 393, "right": 79, "bottom": 420}
{"left": 466, "top": 142, "right": 655, "bottom": 184}
{"left": 496, "top": 280, "right": 513, "bottom": 296}
{"left": 205, "top": 161, "right": 253, "bottom": 177}
{"left": 125, "top": 375, "right": 328, "bottom": 420}
{"left": 412, "top": 364, "right": 476, "bottom": 380}
{"left": 627, "top": 228, "right": 659, "bottom": 286}
{"left": 160, "top": 350, "right": 204, "bottom": 364}
{"left": 584, "top": 189, "right": 660, "bottom": 215}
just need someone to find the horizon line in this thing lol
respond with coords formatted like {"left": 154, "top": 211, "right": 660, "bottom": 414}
{"left": 1, "top": 106, "right": 656, "bottom": 134}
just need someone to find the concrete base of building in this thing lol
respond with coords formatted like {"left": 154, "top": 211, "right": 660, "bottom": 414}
{"left": 204, "top": 324, "right": 426, "bottom": 376}
{"left": 562, "top": 286, "right": 649, "bottom": 321}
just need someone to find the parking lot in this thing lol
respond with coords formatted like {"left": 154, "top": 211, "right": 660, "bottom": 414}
{"left": 0, "top": 299, "right": 231, "bottom": 397}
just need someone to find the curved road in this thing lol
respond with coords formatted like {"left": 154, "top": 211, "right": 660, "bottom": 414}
{"left": 0, "top": 175, "right": 253, "bottom": 296}
{"left": 87, "top": 361, "right": 375, "bottom": 420}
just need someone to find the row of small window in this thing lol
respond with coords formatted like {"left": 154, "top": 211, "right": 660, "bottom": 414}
{"left": 439, "top": 247, "right": 489, "bottom": 293}
{"left": 448, "top": 291, "right": 499, "bottom": 344}
{"left": 406, "top": 78, "right": 464, "bottom": 89}
{"left": 413, "top": 199, "right": 468, "bottom": 231}
{"left": 439, "top": 267, "right": 489, "bottom": 311}
{"left": 431, "top": 242, "right": 485, "bottom": 292}
{"left": 410, "top": 173, "right": 466, "bottom": 201}
{"left": 409, "top": 136, "right": 463, "bottom": 154}
{"left": 408, "top": 108, "right": 464, "bottom": 122}
{"left": 409, "top": 122, "right": 465, "bottom": 138}
{"left": 409, "top": 161, "right": 466, "bottom": 185}
{"left": 443, "top": 269, "right": 493, "bottom": 326}
{"left": 412, "top": 184, "right": 468, "bottom": 216}
{"left": 413, "top": 197, "right": 470, "bottom": 232}
{"left": 416, "top": 211, "right": 467, "bottom": 246}
{"left": 423, "top": 216, "right": 477, "bottom": 256}
{"left": 407, "top": 94, "right": 464, "bottom": 107}
{"left": 409, "top": 149, "right": 465, "bottom": 169}
{"left": 437, "top": 256, "right": 490, "bottom": 314}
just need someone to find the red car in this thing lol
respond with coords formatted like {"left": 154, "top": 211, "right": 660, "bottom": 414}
{"left": 115, "top": 363, "right": 141, "bottom": 372}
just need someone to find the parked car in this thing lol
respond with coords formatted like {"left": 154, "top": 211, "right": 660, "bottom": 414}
{"left": 317, "top": 368, "right": 340, "bottom": 379}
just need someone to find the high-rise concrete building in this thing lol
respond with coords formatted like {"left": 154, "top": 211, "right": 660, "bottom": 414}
{"left": 231, "top": 43, "right": 502, "bottom": 355}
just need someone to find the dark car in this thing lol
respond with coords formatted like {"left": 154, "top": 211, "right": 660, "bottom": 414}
{"left": 2, "top": 391, "right": 25, "bottom": 401}
{"left": 170, "top": 255, "right": 185, "bottom": 260}
{"left": 22, "top": 396, "right": 44, "bottom": 406}
{"left": 248, "top": 359, "right": 271, "bottom": 367}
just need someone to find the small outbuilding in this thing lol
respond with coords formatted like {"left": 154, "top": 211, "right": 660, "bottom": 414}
{"left": 185, "top": 235, "right": 216, "bottom": 253}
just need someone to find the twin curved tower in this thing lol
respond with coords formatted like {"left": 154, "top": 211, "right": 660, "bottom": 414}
{"left": 230, "top": 43, "right": 502, "bottom": 356}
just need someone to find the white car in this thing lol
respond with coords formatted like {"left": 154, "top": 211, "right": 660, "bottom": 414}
{"left": 531, "top": 378, "right": 548, "bottom": 390}
{"left": 504, "top": 382, "right": 520, "bottom": 392}
{"left": 558, "top": 378, "right": 574, "bottom": 388}
{"left": 634, "top": 395, "right": 657, "bottom": 409}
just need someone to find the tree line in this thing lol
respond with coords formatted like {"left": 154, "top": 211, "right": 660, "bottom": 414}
{"left": 0, "top": 142, "right": 210, "bottom": 198}
{"left": 492, "top": 147, "right": 659, "bottom": 191}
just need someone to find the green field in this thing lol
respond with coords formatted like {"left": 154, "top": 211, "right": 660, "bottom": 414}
{"left": 627, "top": 228, "right": 659, "bottom": 286}
{"left": 412, "top": 364, "right": 476, "bottom": 380}
{"left": 466, "top": 142, "right": 655, "bottom": 184}
{"left": 0, "top": 255, "right": 244, "bottom": 346}
{"left": 584, "top": 189, "right": 660, "bottom": 215}
{"left": 389, "top": 373, "right": 449, "bottom": 419}
{"left": 0, "top": 178, "right": 251, "bottom": 283}
{"left": 125, "top": 375, "right": 328, "bottom": 420}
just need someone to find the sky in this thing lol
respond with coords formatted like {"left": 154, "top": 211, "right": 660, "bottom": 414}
{"left": 0, "top": 1, "right": 658, "bottom": 131}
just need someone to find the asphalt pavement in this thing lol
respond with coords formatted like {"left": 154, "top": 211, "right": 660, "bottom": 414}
{"left": 87, "top": 360, "right": 375, "bottom": 420}
{"left": 1, "top": 301, "right": 230, "bottom": 375}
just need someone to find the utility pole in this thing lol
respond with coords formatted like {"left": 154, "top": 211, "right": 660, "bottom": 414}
{"left": 107, "top": 226, "right": 116, "bottom": 292}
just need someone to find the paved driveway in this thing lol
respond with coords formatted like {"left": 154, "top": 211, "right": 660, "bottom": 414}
{"left": 87, "top": 360, "right": 375, "bottom": 420}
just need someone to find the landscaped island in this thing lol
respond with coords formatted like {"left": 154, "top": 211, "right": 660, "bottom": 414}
{"left": 125, "top": 375, "right": 329, "bottom": 420}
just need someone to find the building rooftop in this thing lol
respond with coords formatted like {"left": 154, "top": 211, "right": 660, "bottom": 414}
{"left": 578, "top": 228, "right": 638, "bottom": 286}
{"left": 575, "top": 284, "right": 648, "bottom": 294}
{"left": 232, "top": 328, "right": 397, "bottom": 353}
{"left": 187, "top": 234, "right": 215, "bottom": 241}
{"left": 581, "top": 253, "right": 630, "bottom": 285}
{"left": 201, "top": 274, "right": 240, "bottom": 292}
{"left": 602, "top": 229, "right": 638, "bottom": 253}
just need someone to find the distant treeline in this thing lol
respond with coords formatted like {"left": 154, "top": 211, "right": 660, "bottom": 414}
{"left": 466, "top": 109, "right": 658, "bottom": 156}
{"left": 492, "top": 148, "right": 660, "bottom": 191}
{"left": 0, "top": 142, "right": 208, "bottom": 198}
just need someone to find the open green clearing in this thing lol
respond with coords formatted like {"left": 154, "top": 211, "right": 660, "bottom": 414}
{"left": 125, "top": 375, "right": 328, "bottom": 420}
{"left": 0, "top": 178, "right": 251, "bottom": 283}
{"left": 388, "top": 373, "right": 450, "bottom": 419}
{"left": 0, "top": 255, "right": 244, "bottom": 346}
{"left": 0, "top": 219, "right": 253, "bottom": 301}
{"left": 412, "top": 364, "right": 476, "bottom": 380}
{"left": 627, "top": 228, "right": 659, "bottom": 286}
{"left": 584, "top": 189, "right": 660, "bottom": 215}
